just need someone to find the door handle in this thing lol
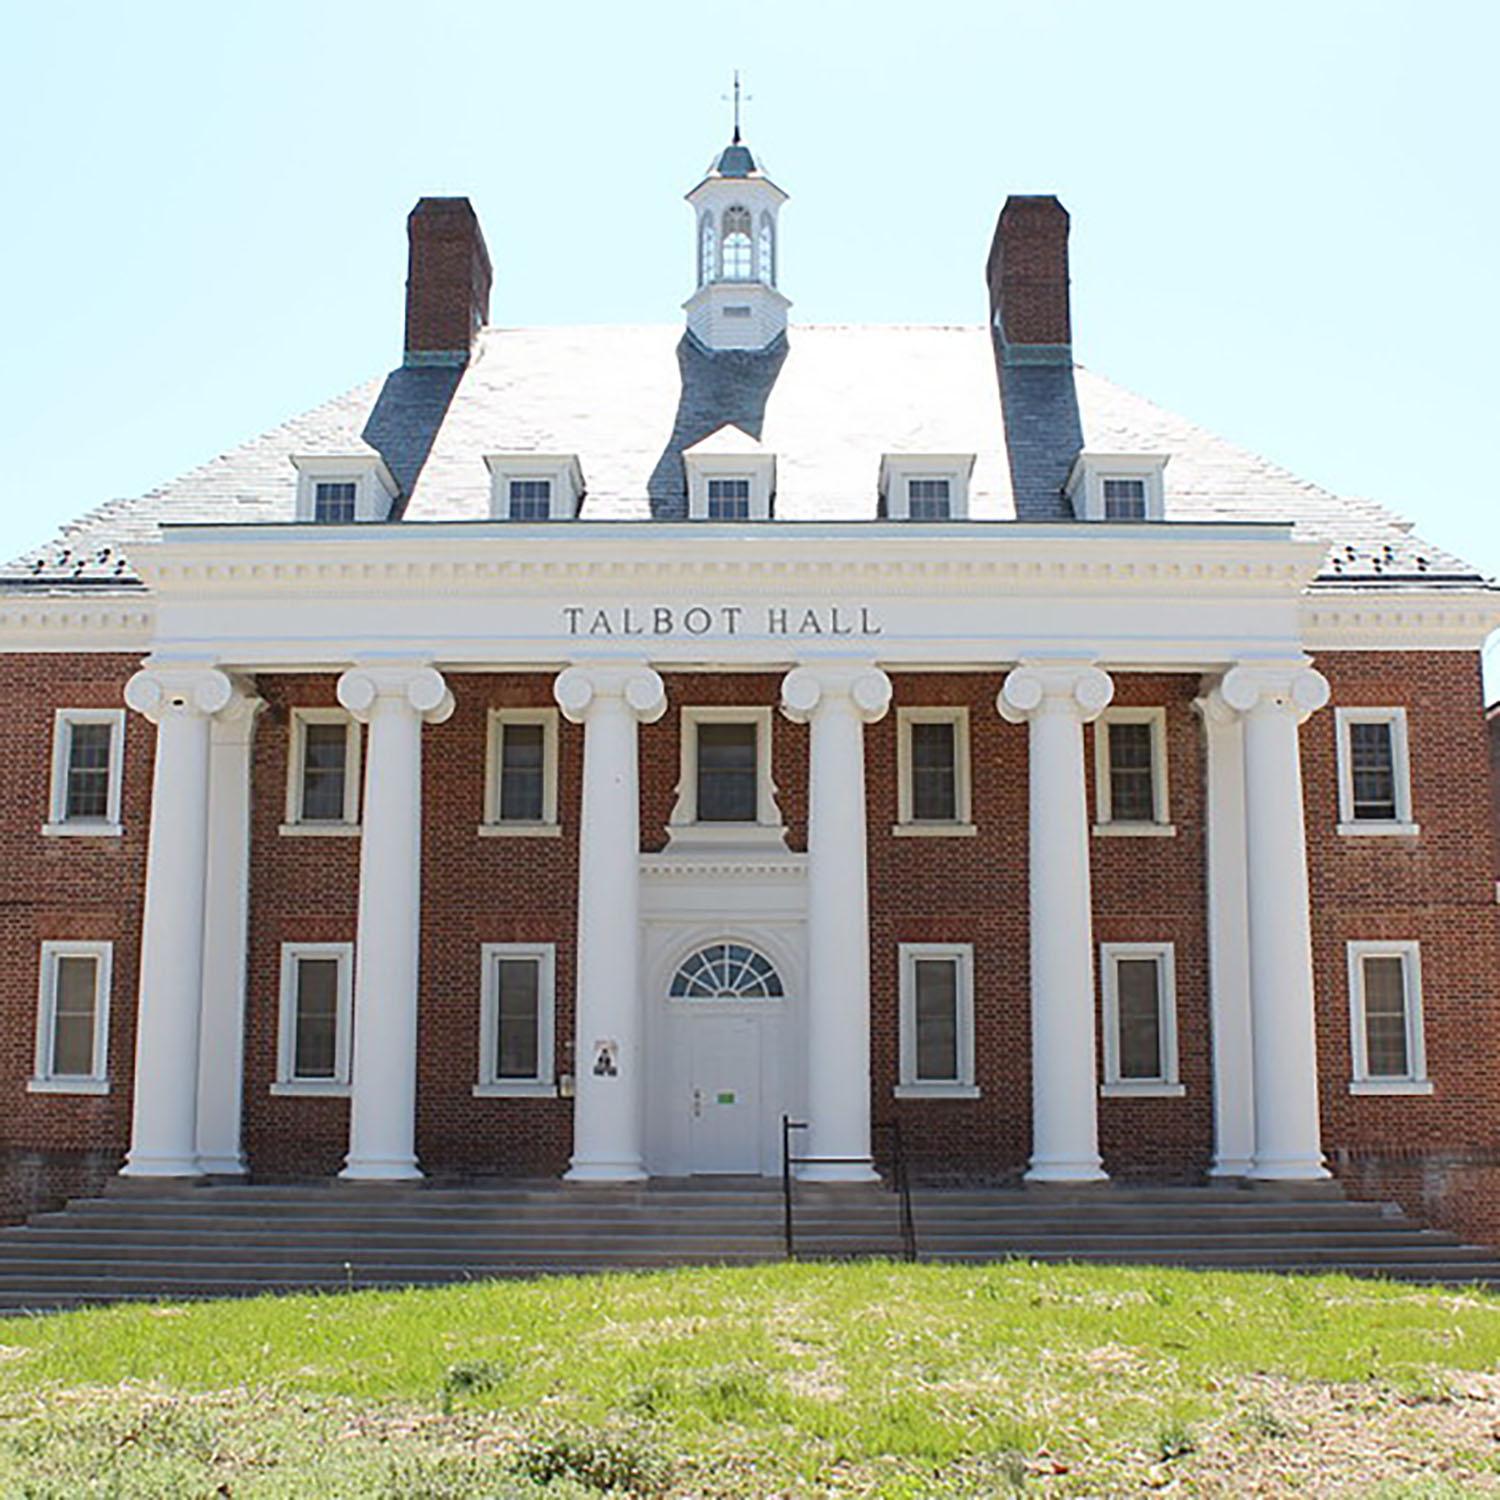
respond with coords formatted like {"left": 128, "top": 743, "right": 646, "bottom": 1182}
{"left": 692, "top": 1088, "right": 703, "bottom": 1118}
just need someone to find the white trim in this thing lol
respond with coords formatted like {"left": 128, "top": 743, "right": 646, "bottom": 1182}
{"left": 684, "top": 452, "right": 775, "bottom": 521}
{"left": 1100, "top": 942, "right": 1179, "bottom": 1090}
{"left": 284, "top": 708, "right": 361, "bottom": 829}
{"left": 483, "top": 708, "right": 560, "bottom": 831}
{"left": 276, "top": 942, "right": 354, "bottom": 1090}
{"left": 1065, "top": 452, "right": 1169, "bottom": 522}
{"left": 1093, "top": 707, "right": 1170, "bottom": 828}
{"left": 290, "top": 454, "right": 398, "bottom": 524}
{"left": 475, "top": 942, "right": 556, "bottom": 1094}
{"left": 1346, "top": 939, "right": 1429, "bottom": 1091}
{"left": 44, "top": 708, "right": 125, "bottom": 835}
{"left": 483, "top": 454, "right": 584, "bottom": 521}
{"left": 892, "top": 823, "right": 977, "bottom": 838}
{"left": 895, "top": 707, "right": 972, "bottom": 829}
{"left": 1334, "top": 707, "right": 1415, "bottom": 832}
{"left": 32, "top": 940, "right": 111, "bottom": 1091}
{"left": 879, "top": 455, "right": 975, "bottom": 521}
{"left": 897, "top": 943, "right": 977, "bottom": 1093}
{"left": 668, "top": 706, "right": 784, "bottom": 837}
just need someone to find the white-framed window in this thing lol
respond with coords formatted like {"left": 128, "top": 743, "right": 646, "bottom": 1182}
{"left": 1335, "top": 708, "right": 1417, "bottom": 836}
{"left": 894, "top": 708, "right": 974, "bottom": 835}
{"left": 896, "top": 944, "right": 978, "bottom": 1098}
{"left": 507, "top": 478, "right": 552, "bottom": 520}
{"left": 44, "top": 709, "right": 125, "bottom": 836}
{"left": 1102, "top": 477, "right": 1148, "bottom": 520}
{"left": 290, "top": 456, "right": 398, "bottom": 523}
{"left": 1347, "top": 940, "right": 1431, "bottom": 1094}
{"left": 1100, "top": 943, "right": 1182, "bottom": 1096}
{"left": 274, "top": 943, "right": 353, "bottom": 1094}
{"left": 30, "top": 941, "right": 111, "bottom": 1093}
{"left": 313, "top": 480, "right": 358, "bottom": 524}
{"left": 1093, "top": 708, "right": 1174, "bottom": 834}
{"left": 879, "top": 455, "right": 974, "bottom": 521}
{"left": 699, "top": 213, "right": 716, "bottom": 287}
{"left": 706, "top": 476, "right": 752, "bottom": 520}
{"left": 1065, "top": 452, "right": 1168, "bottom": 522}
{"left": 721, "top": 205, "right": 753, "bottom": 279}
{"left": 758, "top": 212, "right": 776, "bottom": 286}
{"left": 684, "top": 438, "right": 776, "bottom": 520}
{"left": 484, "top": 455, "right": 584, "bottom": 521}
{"left": 475, "top": 943, "right": 556, "bottom": 1097}
{"left": 668, "top": 706, "right": 784, "bottom": 845}
{"left": 282, "top": 709, "right": 361, "bottom": 834}
{"left": 482, "top": 709, "right": 560, "bottom": 836}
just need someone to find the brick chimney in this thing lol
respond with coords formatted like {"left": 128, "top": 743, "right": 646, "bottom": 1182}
{"left": 404, "top": 197, "right": 492, "bottom": 367}
{"left": 986, "top": 195, "right": 1071, "bottom": 354}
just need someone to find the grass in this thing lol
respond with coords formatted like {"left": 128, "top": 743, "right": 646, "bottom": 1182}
{"left": 0, "top": 1261, "right": 1496, "bottom": 1494}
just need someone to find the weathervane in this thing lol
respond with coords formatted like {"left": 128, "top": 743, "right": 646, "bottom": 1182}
{"left": 723, "top": 70, "right": 751, "bottom": 144}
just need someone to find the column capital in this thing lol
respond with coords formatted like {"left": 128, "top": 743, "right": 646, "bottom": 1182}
{"left": 337, "top": 663, "right": 454, "bottom": 725}
{"left": 780, "top": 661, "right": 892, "bottom": 725}
{"left": 998, "top": 661, "right": 1114, "bottom": 725}
{"left": 554, "top": 662, "right": 667, "bottom": 725}
{"left": 125, "top": 665, "right": 240, "bottom": 724}
{"left": 1219, "top": 662, "right": 1330, "bottom": 723}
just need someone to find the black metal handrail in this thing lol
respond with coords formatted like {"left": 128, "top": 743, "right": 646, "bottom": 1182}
{"left": 780, "top": 1115, "right": 916, "bottom": 1262}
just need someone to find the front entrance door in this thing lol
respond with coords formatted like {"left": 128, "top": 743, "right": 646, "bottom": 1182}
{"left": 688, "top": 1016, "right": 761, "bottom": 1174}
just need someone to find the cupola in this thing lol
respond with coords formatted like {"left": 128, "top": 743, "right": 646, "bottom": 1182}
{"left": 683, "top": 91, "right": 790, "bottom": 352}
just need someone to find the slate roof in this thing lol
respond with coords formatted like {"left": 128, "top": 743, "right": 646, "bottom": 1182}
{"left": 2, "top": 323, "right": 1480, "bottom": 590}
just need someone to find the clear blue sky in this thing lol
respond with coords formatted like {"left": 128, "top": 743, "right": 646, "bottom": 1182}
{"left": 2, "top": 3, "right": 1496, "bottom": 679}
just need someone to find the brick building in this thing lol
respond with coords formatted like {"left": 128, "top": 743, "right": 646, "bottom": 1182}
{"left": 3, "top": 133, "right": 1499, "bottom": 1241}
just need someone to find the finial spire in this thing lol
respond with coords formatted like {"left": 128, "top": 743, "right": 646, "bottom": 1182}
{"left": 724, "top": 70, "right": 749, "bottom": 144}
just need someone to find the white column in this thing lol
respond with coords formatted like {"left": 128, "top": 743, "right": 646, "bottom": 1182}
{"left": 121, "top": 665, "right": 237, "bottom": 1176}
{"left": 1220, "top": 662, "right": 1331, "bottom": 1180}
{"left": 781, "top": 661, "right": 891, "bottom": 1182}
{"left": 999, "top": 661, "right": 1114, "bottom": 1183}
{"left": 555, "top": 662, "right": 666, "bottom": 1182}
{"left": 337, "top": 663, "right": 454, "bottom": 1181}
{"left": 195, "top": 689, "right": 264, "bottom": 1175}
{"left": 1194, "top": 686, "right": 1255, "bottom": 1177}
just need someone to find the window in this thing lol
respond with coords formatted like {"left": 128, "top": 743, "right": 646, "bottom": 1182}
{"left": 699, "top": 213, "right": 716, "bottom": 286}
{"left": 1093, "top": 709, "right": 1172, "bottom": 832}
{"left": 313, "top": 481, "right": 357, "bottom": 524}
{"left": 45, "top": 709, "right": 125, "bottom": 835}
{"left": 758, "top": 214, "right": 775, "bottom": 286}
{"left": 670, "top": 942, "right": 784, "bottom": 999}
{"left": 667, "top": 707, "right": 783, "bottom": 844}
{"left": 897, "top": 944, "right": 977, "bottom": 1097}
{"left": 476, "top": 943, "right": 556, "bottom": 1096}
{"left": 482, "top": 709, "right": 560, "bottom": 834}
{"left": 706, "top": 477, "right": 752, "bottom": 520}
{"left": 895, "top": 708, "right": 973, "bottom": 833}
{"left": 906, "top": 478, "right": 951, "bottom": 520}
{"left": 1102, "top": 477, "right": 1148, "bottom": 520}
{"left": 31, "top": 941, "right": 111, "bottom": 1093}
{"left": 1335, "top": 708, "right": 1416, "bottom": 834}
{"left": 1100, "top": 943, "right": 1181, "bottom": 1095}
{"left": 508, "top": 478, "right": 552, "bottom": 521}
{"left": 283, "top": 710, "right": 360, "bottom": 832}
{"left": 721, "top": 206, "right": 753, "bottom": 278}
{"left": 275, "top": 944, "right": 353, "bottom": 1093}
{"left": 1347, "top": 941, "right": 1430, "bottom": 1094}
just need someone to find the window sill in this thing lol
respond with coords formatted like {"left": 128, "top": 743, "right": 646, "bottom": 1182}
{"left": 278, "top": 823, "right": 362, "bottom": 838}
{"left": 40, "top": 822, "right": 122, "bottom": 839}
{"left": 666, "top": 822, "right": 789, "bottom": 848}
{"left": 1337, "top": 822, "right": 1420, "bottom": 839}
{"left": 1093, "top": 822, "right": 1177, "bottom": 839}
{"left": 477, "top": 823, "right": 563, "bottom": 839}
{"left": 27, "top": 1077, "right": 108, "bottom": 1095}
{"left": 1349, "top": 1079, "right": 1434, "bottom": 1096}
{"left": 1100, "top": 1082, "right": 1186, "bottom": 1099}
{"left": 891, "top": 822, "right": 978, "bottom": 838}
{"left": 472, "top": 1081, "right": 558, "bottom": 1099}
{"left": 269, "top": 1081, "right": 350, "bottom": 1097}
{"left": 893, "top": 1084, "right": 981, "bottom": 1101}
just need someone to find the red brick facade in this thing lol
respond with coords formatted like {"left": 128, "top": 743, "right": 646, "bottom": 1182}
{"left": 3, "top": 649, "right": 1499, "bottom": 1241}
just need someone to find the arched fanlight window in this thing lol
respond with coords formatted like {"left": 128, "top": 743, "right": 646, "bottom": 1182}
{"left": 721, "top": 206, "right": 753, "bottom": 280}
{"left": 670, "top": 942, "right": 784, "bottom": 999}
{"left": 758, "top": 215, "right": 775, "bottom": 287}
{"left": 699, "top": 214, "right": 716, "bottom": 288}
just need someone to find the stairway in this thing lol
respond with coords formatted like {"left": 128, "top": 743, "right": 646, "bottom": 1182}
{"left": 0, "top": 1178, "right": 1495, "bottom": 1311}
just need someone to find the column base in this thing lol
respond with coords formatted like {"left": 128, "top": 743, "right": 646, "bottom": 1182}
{"left": 1025, "top": 1157, "right": 1108, "bottom": 1184}
{"left": 119, "top": 1155, "right": 204, "bottom": 1178}
{"left": 1248, "top": 1157, "right": 1331, "bottom": 1182}
{"left": 796, "top": 1161, "right": 880, "bottom": 1184}
{"left": 565, "top": 1160, "right": 648, "bottom": 1183}
{"left": 1209, "top": 1157, "right": 1255, "bottom": 1178}
{"left": 195, "top": 1155, "right": 246, "bottom": 1177}
{"left": 340, "top": 1157, "right": 424, "bottom": 1182}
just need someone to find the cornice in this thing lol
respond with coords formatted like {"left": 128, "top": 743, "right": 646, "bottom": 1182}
{"left": 640, "top": 853, "right": 808, "bottom": 880}
{"left": 0, "top": 593, "right": 155, "bottom": 653}
{"left": 1299, "top": 590, "right": 1500, "bottom": 651}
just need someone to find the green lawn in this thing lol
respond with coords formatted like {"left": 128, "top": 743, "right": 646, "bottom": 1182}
{"left": 0, "top": 1262, "right": 1498, "bottom": 1495}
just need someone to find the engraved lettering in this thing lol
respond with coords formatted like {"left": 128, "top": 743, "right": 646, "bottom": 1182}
{"left": 621, "top": 605, "right": 644, "bottom": 636}
{"left": 654, "top": 607, "right": 675, "bottom": 634}
{"left": 722, "top": 605, "right": 743, "bottom": 635}
{"left": 767, "top": 607, "right": 789, "bottom": 634}
{"left": 829, "top": 605, "right": 853, "bottom": 636}
{"left": 861, "top": 606, "right": 883, "bottom": 636}
{"left": 563, "top": 607, "right": 585, "bottom": 635}
{"left": 684, "top": 607, "right": 712, "bottom": 635}
{"left": 799, "top": 609, "right": 824, "bottom": 635}
{"left": 589, "top": 609, "right": 612, "bottom": 636}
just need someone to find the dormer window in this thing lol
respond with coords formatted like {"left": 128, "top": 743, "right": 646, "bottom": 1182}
{"left": 879, "top": 455, "right": 973, "bottom": 521}
{"left": 721, "top": 206, "right": 753, "bottom": 279}
{"left": 1066, "top": 453, "right": 1169, "bottom": 522}
{"left": 291, "top": 455, "right": 398, "bottom": 524}
{"left": 707, "top": 477, "right": 752, "bottom": 520}
{"left": 684, "top": 426, "right": 774, "bottom": 520}
{"left": 484, "top": 455, "right": 584, "bottom": 521}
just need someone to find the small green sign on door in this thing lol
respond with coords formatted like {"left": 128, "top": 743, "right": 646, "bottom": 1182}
{"left": 716, "top": 1091, "right": 736, "bottom": 1105}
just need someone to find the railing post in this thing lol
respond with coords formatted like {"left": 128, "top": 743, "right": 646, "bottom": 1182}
{"left": 781, "top": 1114, "right": 794, "bottom": 1260}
